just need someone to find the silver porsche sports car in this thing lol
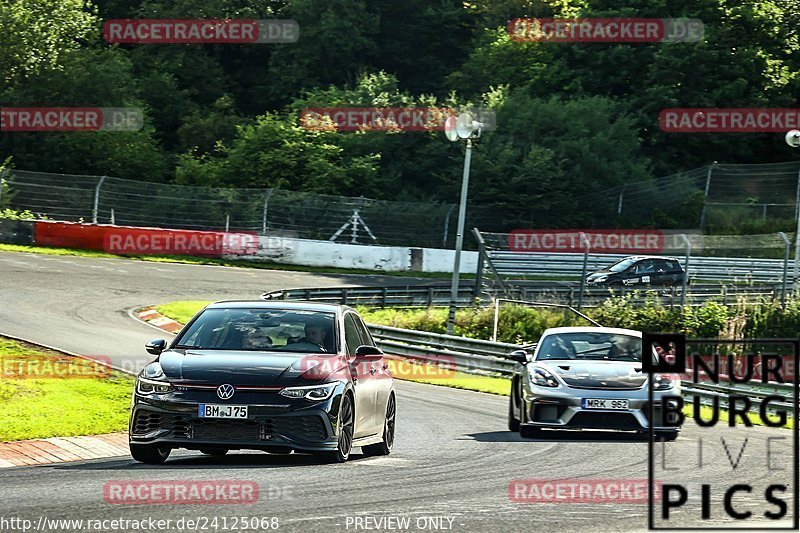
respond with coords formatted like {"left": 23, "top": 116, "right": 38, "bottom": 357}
{"left": 508, "top": 327, "right": 681, "bottom": 439}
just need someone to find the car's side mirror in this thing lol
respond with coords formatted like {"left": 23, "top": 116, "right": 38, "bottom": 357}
{"left": 355, "top": 345, "right": 383, "bottom": 359}
{"left": 145, "top": 339, "right": 168, "bottom": 355}
{"left": 509, "top": 349, "right": 528, "bottom": 364}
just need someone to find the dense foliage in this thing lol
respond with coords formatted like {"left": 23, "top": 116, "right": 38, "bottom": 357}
{"left": 2, "top": 0, "right": 799, "bottom": 230}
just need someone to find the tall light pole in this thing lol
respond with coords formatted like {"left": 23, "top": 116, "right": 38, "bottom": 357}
{"left": 445, "top": 113, "right": 484, "bottom": 334}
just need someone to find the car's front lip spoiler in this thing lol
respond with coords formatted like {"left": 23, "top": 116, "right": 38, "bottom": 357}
{"left": 129, "top": 435, "right": 340, "bottom": 452}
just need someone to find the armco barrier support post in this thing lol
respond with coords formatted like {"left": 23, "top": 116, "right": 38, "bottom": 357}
{"left": 680, "top": 234, "right": 691, "bottom": 308}
{"left": 779, "top": 232, "right": 790, "bottom": 308}
{"left": 92, "top": 176, "right": 106, "bottom": 224}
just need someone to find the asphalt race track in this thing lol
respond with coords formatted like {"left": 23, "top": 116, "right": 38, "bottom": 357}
{"left": 0, "top": 251, "right": 795, "bottom": 532}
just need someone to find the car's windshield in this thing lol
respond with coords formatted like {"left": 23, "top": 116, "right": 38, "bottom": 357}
{"left": 535, "top": 332, "right": 642, "bottom": 362}
{"left": 608, "top": 258, "right": 637, "bottom": 273}
{"left": 173, "top": 308, "right": 337, "bottom": 353}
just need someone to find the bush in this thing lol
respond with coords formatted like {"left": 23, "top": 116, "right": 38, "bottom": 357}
{"left": 0, "top": 208, "right": 46, "bottom": 220}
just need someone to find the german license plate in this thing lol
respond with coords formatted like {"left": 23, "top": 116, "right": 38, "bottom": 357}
{"left": 582, "top": 398, "right": 629, "bottom": 410}
{"left": 198, "top": 404, "right": 248, "bottom": 419}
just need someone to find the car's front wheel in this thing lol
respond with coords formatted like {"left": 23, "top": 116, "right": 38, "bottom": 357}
{"left": 508, "top": 383, "right": 520, "bottom": 432}
{"left": 130, "top": 443, "right": 171, "bottom": 464}
{"left": 321, "top": 394, "right": 354, "bottom": 463}
{"left": 363, "top": 393, "right": 396, "bottom": 457}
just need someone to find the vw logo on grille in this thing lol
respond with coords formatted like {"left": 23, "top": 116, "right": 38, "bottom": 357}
{"left": 216, "top": 384, "right": 235, "bottom": 400}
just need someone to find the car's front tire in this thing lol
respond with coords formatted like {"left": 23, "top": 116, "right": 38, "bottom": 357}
{"left": 508, "top": 384, "right": 520, "bottom": 432}
{"left": 321, "top": 393, "right": 354, "bottom": 463}
{"left": 363, "top": 393, "right": 396, "bottom": 457}
{"left": 130, "top": 443, "right": 171, "bottom": 464}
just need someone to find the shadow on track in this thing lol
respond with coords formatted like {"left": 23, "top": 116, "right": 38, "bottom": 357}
{"left": 39, "top": 451, "right": 378, "bottom": 471}
{"left": 465, "top": 430, "right": 655, "bottom": 443}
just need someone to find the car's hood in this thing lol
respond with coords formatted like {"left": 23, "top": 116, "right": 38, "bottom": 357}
{"left": 158, "top": 349, "right": 348, "bottom": 386}
{"left": 587, "top": 270, "right": 613, "bottom": 278}
{"left": 538, "top": 360, "right": 645, "bottom": 389}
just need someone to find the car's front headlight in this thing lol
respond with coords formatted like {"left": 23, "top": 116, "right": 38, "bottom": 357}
{"left": 594, "top": 275, "right": 608, "bottom": 283}
{"left": 530, "top": 367, "right": 559, "bottom": 387}
{"left": 136, "top": 363, "right": 174, "bottom": 395}
{"left": 652, "top": 374, "right": 675, "bottom": 390}
{"left": 279, "top": 382, "right": 338, "bottom": 401}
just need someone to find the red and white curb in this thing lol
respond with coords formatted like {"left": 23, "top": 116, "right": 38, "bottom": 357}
{"left": 0, "top": 432, "right": 129, "bottom": 468}
{"left": 136, "top": 307, "right": 182, "bottom": 333}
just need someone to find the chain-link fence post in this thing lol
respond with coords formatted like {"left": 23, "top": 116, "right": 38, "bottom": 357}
{"left": 577, "top": 232, "right": 590, "bottom": 311}
{"left": 698, "top": 162, "right": 716, "bottom": 229}
{"left": 778, "top": 232, "right": 790, "bottom": 308}
{"left": 262, "top": 188, "right": 273, "bottom": 235}
{"left": 92, "top": 176, "right": 106, "bottom": 224}
{"left": 472, "top": 228, "right": 485, "bottom": 298}
{"left": 793, "top": 168, "right": 800, "bottom": 281}
{"left": 442, "top": 204, "right": 455, "bottom": 248}
{"left": 0, "top": 169, "right": 6, "bottom": 209}
{"left": 680, "top": 234, "right": 691, "bottom": 308}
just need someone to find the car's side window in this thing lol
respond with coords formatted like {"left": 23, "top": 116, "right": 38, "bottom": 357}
{"left": 636, "top": 260, "right": 655, "bottom": 274}
{"left": 353, "top": 315, "right": 376, "bottom": 347}
{"left": 343, "top": 314, "right": 362, "bottom": 355}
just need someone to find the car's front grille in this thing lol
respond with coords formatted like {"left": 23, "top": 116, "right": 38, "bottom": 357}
{"left": 134, "top": 411, "right": 329, "bottom": 442}
{"left": 570, "top": 411, "right": 643, "bottom": 431}
{"left": 132, "top": 412, "right": 191, "bottom": 437}
{"left": 272, "top": 416, "right": 327, "bottom": 441}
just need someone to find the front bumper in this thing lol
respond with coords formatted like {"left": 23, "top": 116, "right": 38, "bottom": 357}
{"left": 129, "top": 392, "right": 341, "bottom": 452}
{"left": 522, "top": 385, "right": 680, "bottom": 432}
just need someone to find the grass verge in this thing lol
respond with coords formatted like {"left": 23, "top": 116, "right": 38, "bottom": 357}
{"left": 0, "top": 243, "right": 464, "bottom": 279}
{"left": 0, "top": 337, "right": 134, "bottom": 441}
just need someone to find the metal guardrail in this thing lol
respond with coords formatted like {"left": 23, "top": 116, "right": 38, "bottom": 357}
{"left": 365, "top": 323, "right": 794, "bottom": 413}
{"left": 262, "top": 286, "right": 478, "bottom": 307}
{"left": 487, "top": 251, "right": 790, "bottom": 283}
{"left": 263, "top": 283, "right": 779, "bottom": 308}
{"left": 367, "top": 323, "right": 526, "bottom": 376}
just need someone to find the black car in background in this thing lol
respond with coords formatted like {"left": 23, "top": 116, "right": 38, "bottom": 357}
{"left": 585, "top": 256, "right": 686, "bottom": 288}
{"left": 129, "top": 301, "right": 395, "bottom": 464}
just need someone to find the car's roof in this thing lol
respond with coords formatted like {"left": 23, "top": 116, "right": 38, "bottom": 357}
{"left": 206, "top": 300, "right": 352, "bottom": 313}
{"left": 541, "top": 326, "right": 642, "bottom": 338}
{"left": 616, "top": 255, "right": 679, "bottom": 261}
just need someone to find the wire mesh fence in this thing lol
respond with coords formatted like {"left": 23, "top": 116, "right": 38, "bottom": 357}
{"left": 565, "top": 161, "right": 800, "bottom": 232}
{"left": 2, "top": 161, "right": 800, "bottom": 248}
{"left": 0, "top": 169, "right": 501, "bottom": 248}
